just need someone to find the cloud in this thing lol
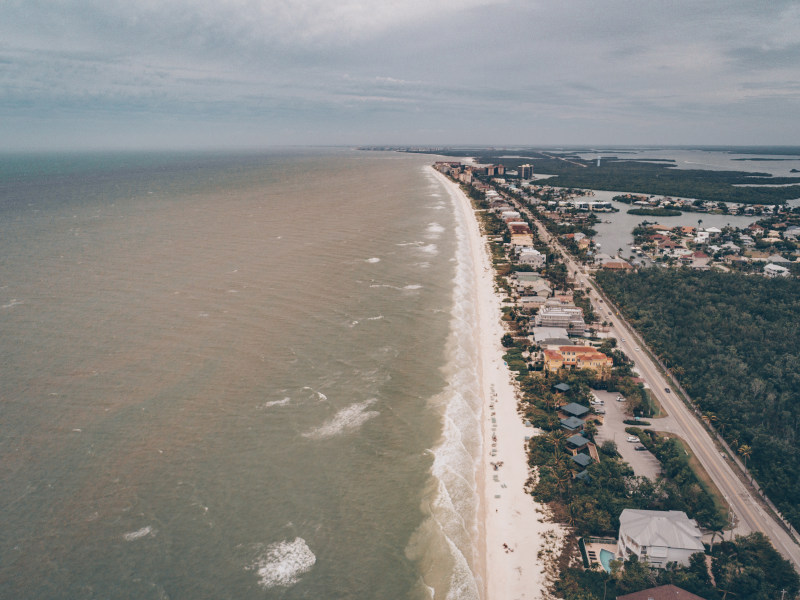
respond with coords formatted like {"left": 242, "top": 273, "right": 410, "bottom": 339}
{"left": 0, "top": 0, "right": 799, "bottom": 148}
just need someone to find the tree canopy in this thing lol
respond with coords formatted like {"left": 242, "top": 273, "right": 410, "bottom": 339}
{"left": 596, "top": 268, "right": 800, "bottom": 529}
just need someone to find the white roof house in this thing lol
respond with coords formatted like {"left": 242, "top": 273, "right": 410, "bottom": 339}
{"left": 764, "top": 263, "right": 790, "bottom": 278}
{"left": 617, "top": 509, "right": 704, "bottom": 568}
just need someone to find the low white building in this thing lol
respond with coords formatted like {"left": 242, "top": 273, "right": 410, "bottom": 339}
{"left": 617, "top": 509, "right": 704, "bottom": 569}
{"left": 764, "top": 263, "right": 790, "bottom": 278}
{"left": 518, "top": 248, "right": 546, "bottom": 268}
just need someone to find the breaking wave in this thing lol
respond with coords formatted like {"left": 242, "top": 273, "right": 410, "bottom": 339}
{"left": 263, "top": 397, "right": 291, "bottom": 408}
{"left": 247, "top": 538, "right": 316, "bottom": 589}
{"left": 123, "top": 526, "right": 156, "bottom": 542}
{"left": 427, "top": 222, "right": 445, "bottom": 237}
{"left": 407, "top": 168, "right": 482, "bottom": 599}
{"left": 303, "top": 399, "right": 379, "bottom": 440}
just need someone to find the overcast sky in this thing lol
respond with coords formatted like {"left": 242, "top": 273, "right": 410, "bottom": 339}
{"left": 2, "top": 0, "right": 799, "bottom": 150}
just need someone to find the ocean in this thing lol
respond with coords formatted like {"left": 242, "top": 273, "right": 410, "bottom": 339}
{"left": 0, "top": 150, "right": 484, "bottom": 599}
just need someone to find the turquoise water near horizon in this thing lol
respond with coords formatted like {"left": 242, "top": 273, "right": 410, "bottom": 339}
{"left": 0, "top": 149, "right": 486, "bottom": 599}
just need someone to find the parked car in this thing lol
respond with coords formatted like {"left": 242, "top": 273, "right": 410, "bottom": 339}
{"left": 626, "top": 436, "right": 639, "bottom": 443}
{"left": 595, "top": 408, "right": 606, "bottom": 415}
{"left": 616, "top": 396, "right": 625, "bottom": 402}
{"left": 664, "top": 388, "right": 671, "bottom": 393}
{"left": 634, "top": 445, "right": 647, "bottom": 451}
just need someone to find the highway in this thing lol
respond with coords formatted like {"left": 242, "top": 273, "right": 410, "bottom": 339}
{"left": 512, "top": 196, "right": 800, "bottom": 570}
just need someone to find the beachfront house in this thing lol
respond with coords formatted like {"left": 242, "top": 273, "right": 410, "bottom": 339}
{"left": 560, "top": 416, "right": 585, "bottom": 432}
{"left": 571, "top": 453, "right": 593, "bottom": 469}
{"left": 617, "top": 509, "right": 704, "bottom": 569}
{"left": 543, "top": 346, "right": 612, "bottom": 375}
{"left": 517, "top": 248, "right": 546, "bottom": 268}
{"left": 560, "top": 402, "right": 590, "bottom": 419}
{"left": 534, "top": 304, "right": 585, "bottom": 334}
{"left": 616, "top": 585, "right": 706, "bottom": 600}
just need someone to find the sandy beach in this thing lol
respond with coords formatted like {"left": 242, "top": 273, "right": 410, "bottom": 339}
{"left": 433, "top": 168, "right": 559, "bottom": 600}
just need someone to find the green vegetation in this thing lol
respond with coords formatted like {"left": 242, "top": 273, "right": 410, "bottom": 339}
{"left": 432, "top": 149, "right": 800, "bottom": 204}
{"left": 626, "top": 428, "right": 724, "bottom": 527}
{"left": 627, "top": 208, "right": 682, "bottom": 216}
{"left": 555, "top": 533, "right": 798, "bottom": 600}
{"left": 596, "top": 268, "right": 800, "bottom": 529}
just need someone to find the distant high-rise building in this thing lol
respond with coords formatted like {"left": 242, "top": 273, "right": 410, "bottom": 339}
{"left": 519, "top": 163, "right": 533, "bottom": 179}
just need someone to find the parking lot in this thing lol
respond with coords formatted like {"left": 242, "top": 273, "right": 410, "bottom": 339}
{"left": 591, "top": 389, "right": 662, "bottom": 479}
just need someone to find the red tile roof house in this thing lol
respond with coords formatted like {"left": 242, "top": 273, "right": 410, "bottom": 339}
{"left": 616, "top": 584, "right": 706, "bottom": 600}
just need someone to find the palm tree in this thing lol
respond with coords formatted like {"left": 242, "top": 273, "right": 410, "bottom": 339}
{"left": 547, "top": 430, "right": 568, "bottom": 461}
{"left": 554, "top": 465, "right": 572, "bottom": 500}
{"left": 738, "top": 444, "right": 753, "bottom": 468}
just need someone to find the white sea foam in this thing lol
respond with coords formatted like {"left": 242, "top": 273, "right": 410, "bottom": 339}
{"left": 263, "top": 397, "right": 291, "bottom": 408}
{"left": 407, "top": 170, "right": 482, "bottom": 599}
{"left": 404, "top": 284, "right": 423, "bottom": 290}
{"left": 1, "top": 299, "right": 23, "bottom": 309}
{"left": 367, "top": 315, "right": 384, "bottom": 321}
{"left": 123, "top": 526, "right": 156, "bottom": 541}
{"left": 427, "top": 222, "right": 445, "bottom": 237}
{"left": 247, "top": 538, "right": 316, "bottom": 589}
{"left": 303, "top": 399, "right": 379, "bottom": 440}
{"left": 419, "top": 244, "right": 438, "bottom": 255}
{"left": 365, "top": 257, "right": 381, "bottom": 263}
{"left": 302, "top": 387, "right": 328, "bottom": 401}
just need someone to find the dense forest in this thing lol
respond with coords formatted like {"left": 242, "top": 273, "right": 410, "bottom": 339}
{"left": 595, "top": 268, "right": 800, "bottom": 529}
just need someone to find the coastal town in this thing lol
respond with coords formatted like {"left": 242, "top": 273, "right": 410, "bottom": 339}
{"left": 433, "top": 159, "right": 800, "bottom": 600}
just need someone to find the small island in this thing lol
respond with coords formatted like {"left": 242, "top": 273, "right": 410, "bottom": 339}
{"left": 626, "top": 207, "right": 682, "bottom": 216}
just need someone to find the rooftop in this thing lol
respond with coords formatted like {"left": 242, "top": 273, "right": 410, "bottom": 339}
{"left": 560, "top": 416, "right": 585, "bottom": 431}
{"left": 616, "top": 584, "right": 707, "bottom": 600}
{"left": 566, "top": 434, "right": 591, "bottom": 447}
{"left": 572, "top": 453, "right": 593, "bottom": 467}
{"left": 619, "top": 509, "right": 703, "bottom": 552}
{"left": 561, "top": 402, "right": 590, "bottom": 417}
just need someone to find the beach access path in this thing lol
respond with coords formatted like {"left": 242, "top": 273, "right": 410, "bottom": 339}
{"left": 434, "top": 168, "right": 558, "bottom": 600}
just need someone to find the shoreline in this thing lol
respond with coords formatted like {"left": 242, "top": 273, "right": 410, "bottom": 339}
{"left": 433, "top": 168, "right": 558, "bottom": 600}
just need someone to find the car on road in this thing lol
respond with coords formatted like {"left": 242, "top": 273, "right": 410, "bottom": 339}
{"left": 635, "top": 347, "right": 640, "bottom": 351}
{"left": 621, "top": 338, "right": 626, "bottom": 342}
{"left": 634, "top": 445, "right": 647, "bottom": 451}
{"left": 626, "top": 436, "right": 639, "bottom": 443}
{"left": 616, "top": 396, "right": 625, "bottom": 402}
{"left": 665, "top": 388, "right": 671, "bottom": 393}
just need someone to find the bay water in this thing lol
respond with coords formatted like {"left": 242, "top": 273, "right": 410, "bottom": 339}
{"left": 0, "top": 150, "right": 484, "bottom": 599}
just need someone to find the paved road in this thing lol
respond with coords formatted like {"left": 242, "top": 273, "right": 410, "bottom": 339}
{"left": 511, "top": 196, "right": 800, "bottom": 570}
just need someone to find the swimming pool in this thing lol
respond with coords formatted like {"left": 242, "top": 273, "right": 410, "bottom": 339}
{"left": 599, "top": 549, "right": 616, "bottom": 572}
